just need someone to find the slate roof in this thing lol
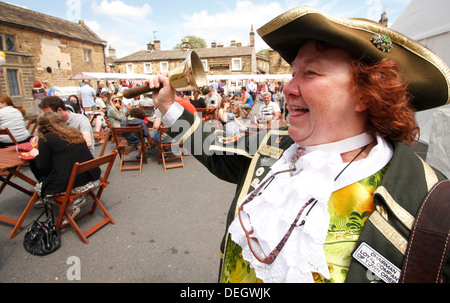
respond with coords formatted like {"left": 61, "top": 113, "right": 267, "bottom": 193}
{"left": 115, "top": 46, "right": 255, "bottom": 63}
{"left": 0, "top": 1, "right": 106, "bottom": 46}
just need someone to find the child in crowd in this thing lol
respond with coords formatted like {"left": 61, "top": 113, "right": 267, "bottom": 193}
{"left": 120, "top": 107, "right": 149, "bottom": 145}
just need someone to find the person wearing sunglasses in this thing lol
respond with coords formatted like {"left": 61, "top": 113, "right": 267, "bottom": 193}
{"left": 107, "top": 93, "right": 126, "bottom": 128}
{"left": 146, "top": 7, "right": 449, "bottom": 283}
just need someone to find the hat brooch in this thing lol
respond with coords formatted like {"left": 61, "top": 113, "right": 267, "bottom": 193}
{"left": 371, "top": 34, "right": 393, "bottom": 53}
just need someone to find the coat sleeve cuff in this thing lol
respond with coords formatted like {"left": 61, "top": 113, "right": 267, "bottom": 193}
{"left": 161, "top": 102, "right": 184, "bottom": 127}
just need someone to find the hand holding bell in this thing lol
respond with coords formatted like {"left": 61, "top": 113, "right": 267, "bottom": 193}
{"left": 123, "top": 50, "right": 208, "bottom": 99}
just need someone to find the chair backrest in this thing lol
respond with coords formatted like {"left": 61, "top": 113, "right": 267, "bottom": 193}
{"left": 0, "top": 128, "right": 19, "bottom": 145}
{"left": 93, "top": 130, "right": 110, "bottom": 157}
{"left": 140, "top": 105, "right": 155, "bottom": 116}
{"left": 158, "top": 126, "right": 170, "bottom": 142}
{"left": 26, "top": 118, "right": 37, "bottom": 136}
{"left": 111, "top": 126, "right": 145, "bottom": 145}
{"left": 63, "top": 150, "right": 118, "bottom": 198}
{"left": 195, "top": 108, "right": 206, "bottom": 120}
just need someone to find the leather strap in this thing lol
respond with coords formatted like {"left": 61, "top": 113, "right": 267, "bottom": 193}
{"left": 400, "top": 180, "right": 450, "bottom": 283}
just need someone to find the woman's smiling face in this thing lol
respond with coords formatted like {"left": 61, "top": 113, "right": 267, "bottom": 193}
{"left": 283, "top": 40, "right": 369, "bottom": 146}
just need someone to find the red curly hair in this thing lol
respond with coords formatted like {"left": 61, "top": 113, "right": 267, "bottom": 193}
{"left": 351, "top": 58, "right": 419, "bottom": 145}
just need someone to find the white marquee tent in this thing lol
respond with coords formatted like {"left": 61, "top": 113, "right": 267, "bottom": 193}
{"left": 392, "top": 0, "right": 450, "bottom": 177}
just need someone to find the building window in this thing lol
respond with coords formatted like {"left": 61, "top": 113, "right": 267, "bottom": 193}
{"left": 201, "top": 60, "right": 208, "bottom": 72}
{"left": 5, "top": 35, "right": 16, "bottom": 52}
{"left": 232, "top": 58, "right": 242, "bottom": 71}
{"left": 229, "top": 80, "right": 244, "bottom": 91}
{"left": 160, "top": 62, "right": 169, "bottom": 73}
{"left": 0, "top": 34, "right": 17, "bottom": 52}
{"left": 7, "top": 69, "right": 20, "bottom": 96}
{"left": 144, "top": 62, "right": 152, "bottom": 74}
{"left": 126, "top": 63, "right": 134, "bottom": 74}
{"left": 83, "top": 49, "right": 92, "bottom": 62}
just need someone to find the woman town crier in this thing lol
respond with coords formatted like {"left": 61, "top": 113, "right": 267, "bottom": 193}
{"left": 145, "top": 7, "right": 450, "bottom": 283}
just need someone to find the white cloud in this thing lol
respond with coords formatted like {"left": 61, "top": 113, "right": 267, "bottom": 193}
{"left": 84, "top": 20, "right": 101, "bottom": 32}
{"left": 180, "top": 0, "right": 287, "bottom": 51}
{"left": 91, "top": 0, "right": 152, "bottom": 21}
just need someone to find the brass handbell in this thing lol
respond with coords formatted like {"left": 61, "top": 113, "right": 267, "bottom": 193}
{"left": 123, "top": 50, "right": 208, "bottom": 98}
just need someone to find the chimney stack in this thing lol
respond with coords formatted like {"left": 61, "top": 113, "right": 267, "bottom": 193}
{"left": 108, "top": 46, "right": 116, "bottom": 58}
{"left": 182, "top": 38, "right": 191, "bottom": 51}
{"left": 379, "top": 11, "right": 388, "bottom": 27}
{"left": 154, "top": 40, "right": 161, "bottom": 50}
{"left": 250, "top": 24, "right": 255, "bottom": 47}
{"left": 147, "top": 41, "right": 154, "bottom": 51}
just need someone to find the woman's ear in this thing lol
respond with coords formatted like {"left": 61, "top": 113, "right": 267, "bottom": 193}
{"left": 355, "top": 97, "right": 368, "bottom": 112}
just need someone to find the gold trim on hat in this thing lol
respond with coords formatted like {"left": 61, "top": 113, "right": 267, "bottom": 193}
{"left": 257, "top": 6, "right": 450, "bottom": 107}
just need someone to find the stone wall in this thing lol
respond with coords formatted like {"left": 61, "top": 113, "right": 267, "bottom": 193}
{"left": 0, "top": 24, "right": 106, "bottom": 117}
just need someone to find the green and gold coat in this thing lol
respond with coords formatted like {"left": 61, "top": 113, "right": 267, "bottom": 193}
{"left": 167, "top": 110, "right": 449, "bottom": 283}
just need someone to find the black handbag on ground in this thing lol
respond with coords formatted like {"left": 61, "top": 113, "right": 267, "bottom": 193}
{"left": 23, "top": 202, "right": 61, "bottom": 256}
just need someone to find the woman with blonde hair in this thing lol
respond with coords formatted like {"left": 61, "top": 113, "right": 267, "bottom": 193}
{"left": 29, "top": 112, "right": 100, "bottom": 217}
{"left": 107, "top": 93, "right": 126, "bottom": 127}
{"left": 0, "top": 95, "right": 30, "bottom": 148}
{"left": 42, "top": 80, "right": 55, "bottom": 96}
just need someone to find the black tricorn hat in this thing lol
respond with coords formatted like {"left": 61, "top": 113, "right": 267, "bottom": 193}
{"left": 257, "top": 7, "right": 450, "bottom": 111}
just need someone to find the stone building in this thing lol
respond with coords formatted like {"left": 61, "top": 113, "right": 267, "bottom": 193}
{"left": 0, "top": 2, "right": 107, "bottom": 116}
{"left": 114, "top": 27, "right": 262, "bottom": 77}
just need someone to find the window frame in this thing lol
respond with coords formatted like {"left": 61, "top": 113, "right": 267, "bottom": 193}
{"left": 144, "top": 62, "right": 152, "bottom": 74}
{"left": 231, "top": 58, "right": 242, "bottom": 71}
{"left": 160, "top": 61, "right": 169, "bottom": 73}
{"left": 126, "top": 63, "right": 134, "bottom": 74}
{"left": 7, "top": 69, "right": 20, "bottom": 96}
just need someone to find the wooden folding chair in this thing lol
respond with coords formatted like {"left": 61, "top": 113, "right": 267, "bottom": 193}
{"left": 111, "top": 126, "right": 148, "bottom": 172}
{"left": 103, "top": 116, "right": 116, "bottom": 144}
{"left": 195, "top": 108, "right": 207, "bottom": 121}
{"left": 0, "top": 128, "right": 20, "bottom": 174}
{"left": 0, "top": 128, "right": 19, "bottom": 145}
{"left": 93, "top": 130, "right": 110, "bottom": 157}
{"left": 242, "top": 102, "right": 256, "bottom": 119}
{"left": 157, "top": 126, "right": 184, "bottom": 171}
{"left": 26, "top": 118, "right": 37, "bottom": 137}
{"left": 10, "top": 150, "right": 118, "bottom": 243}
{"left": 140, "top": 105, "right": 155, "bottom": 117}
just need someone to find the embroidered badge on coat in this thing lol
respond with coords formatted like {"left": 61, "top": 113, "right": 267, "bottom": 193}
{"left": 258, "top": 145, "right": 283, "bottom": 159}
{"left": 353, "top": 242, "right": 401, "bottom": 283}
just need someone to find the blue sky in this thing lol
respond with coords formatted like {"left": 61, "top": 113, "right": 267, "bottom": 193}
{"left": 4, "top": 0, "right": 411, "bottom": 58}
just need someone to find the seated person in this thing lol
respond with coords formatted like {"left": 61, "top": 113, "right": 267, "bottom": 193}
{"left": 238, "top": 86, "right": 253, "bottom": 111}
{"left": 205, "top": 86, "right": 219, "bottom": 108}
{"left": 93, "top": 91, "right": 111, "bottom": 145}
{"left": 107, "top": 93, "right": 126, "bottom": 127}
{"left": 218, "top": 97, "right": 245, "bottom": 136}
{"left": 190, "top": 90, "right": 207, "bottom": 108}
{"left": 150, "top": 108, "right": 170, "bottom": 146}
{"left": 259, "top": 92, "right": 281, "bottom": 121}
{"left": 0, "top": 95, "right": 30, "bottom": 148}
{"left": 29, "top": 112, "right": 100, "bottom": 220}
{"left": 120, "top": 107, "right": 149, "bottom": 145}
{"left": 139, "top": 93, "right": 155, "bottom": 116}
{"left": 64, "top": 95, "right": 81, "bottom": 114}
{"left": 39, "top": 96, "right": 94, "bottom": 155}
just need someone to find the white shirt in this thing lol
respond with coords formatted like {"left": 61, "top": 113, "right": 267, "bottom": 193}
{"left": 0, "top": 106, "right": 30, "bottom": 143}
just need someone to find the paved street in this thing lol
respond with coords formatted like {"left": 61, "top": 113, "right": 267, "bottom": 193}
{"left": 0, "top": 100, "right": 266, "bottom": 284}
{"left": 0, "top": 140, "right": 236, "bottom": 283}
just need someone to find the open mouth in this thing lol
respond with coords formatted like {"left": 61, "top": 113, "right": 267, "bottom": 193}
{"left": 289, "top": 106, "right": 309, "bottom": 116}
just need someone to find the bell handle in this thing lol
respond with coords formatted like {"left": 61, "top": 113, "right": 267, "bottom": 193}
{"left": 122, "top": 85, "right": 160, "bottom": 99}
